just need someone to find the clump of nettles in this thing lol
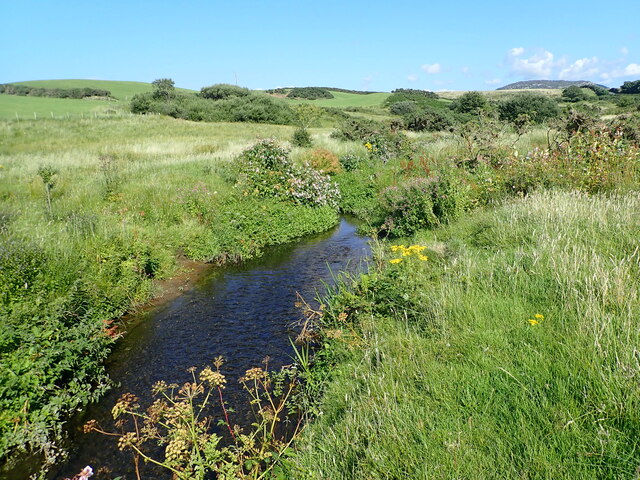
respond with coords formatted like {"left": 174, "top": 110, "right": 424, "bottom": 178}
{"left": 235, "top": 139, "right": 340, "bottom": 208}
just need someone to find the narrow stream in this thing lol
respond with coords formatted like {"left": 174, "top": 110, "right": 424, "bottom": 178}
{"left": 49, "top": 217, "right": 369, "bottom": 479}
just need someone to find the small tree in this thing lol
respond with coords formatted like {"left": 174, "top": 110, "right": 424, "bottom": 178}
{"left": 294, "top": 104, "right": 322, "bottom": 129}
{"left": 152, "top": 78, "right": 175, "bottom": 101}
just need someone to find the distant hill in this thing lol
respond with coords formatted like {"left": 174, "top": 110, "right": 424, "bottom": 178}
{"left": 497, "top": 80, "right": 608, "bottom": 90}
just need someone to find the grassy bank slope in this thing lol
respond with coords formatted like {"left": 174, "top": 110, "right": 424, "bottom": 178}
{"left": 0, "top": 116, "right": 341, "bottom": 467}
{"left": 295, "top": 191, "right": 640, "bottom": 479}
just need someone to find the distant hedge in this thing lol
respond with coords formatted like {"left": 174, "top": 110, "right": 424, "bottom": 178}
{"left": 0, "top": 83, "right": 111, "bottom": 99}
{"left": 131, "top": 91, "right": 296, "bottom": 125}
{"left": 286, "top": 87, "right": 334, "bottom": 100}
{"left": 267, "top": 87, "right": 380, "bottom": 96}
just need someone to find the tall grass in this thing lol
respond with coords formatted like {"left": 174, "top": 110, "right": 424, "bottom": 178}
{"left": 294, "top": 191, "right": 640, "bottom": 479}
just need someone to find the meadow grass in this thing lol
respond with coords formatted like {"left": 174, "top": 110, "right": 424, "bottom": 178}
{"left": 0, "top": 94, "right": 123, "bottom": 120}
{"left": 294, "top": 190, "right": 640, "bottom": 479}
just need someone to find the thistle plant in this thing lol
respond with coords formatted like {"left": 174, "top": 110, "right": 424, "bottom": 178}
{"left": 37, "top": 164, "right": 58, "bottom": 217}
{"left": 84, "top": 357, "right": 303, "bottom": 480}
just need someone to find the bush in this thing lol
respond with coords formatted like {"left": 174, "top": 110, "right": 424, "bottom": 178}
{"left": 302, "top": 148, "right": 341, "bottom": 175}
{"left": 389, "top": 101, "right": 418, "bottom": 116}
{"left": 200, "top": 84, "right": 250, "bottom": 100}
{"left": 335, "top": 170, "right": 377, "bottom": 215}
{"left": 498, "top": 93, "right": 560, "bottom": 123}
{"left": 130, "top": 92, "right": 295, "bottom": 125}
{"left": 379, "top": 178, "right": 438, "bottom": 237}
{"left": 235, "top": 140, "right": 340, "bottom": 208}
{"left": 292, "top": 127, "right": 312, "bottom": 147}
{"left": 286, "top": 87, "right": 334, "bottom": 100}
{"left": 378, "top": 173, "right": 471, "bottom": 237}
{"left": 450, "top": 91, "right": 489, "bottom": 114}
{"left": 561, "top": 86, "right": 591, "bottom": 102}
{"left": 404, "top": 108, "right": 455, "bottom": 132}
{"left": 332, "top": 118, "right": 411, "bottom": 162}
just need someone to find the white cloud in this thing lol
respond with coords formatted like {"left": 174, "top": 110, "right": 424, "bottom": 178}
{"left": 461, "top": 66, "right": 470, "bottom": 74}
{"left": 507, "top": 48, "right": 555, "bottom": 78}
{"left": 624, "top": 63, "right": 640, "bottom": 75}
{"left": 421, "top": 63, "right": 441, "bottom": 74}
{"left": 598, "top": 63, "right": 640, "bottom": 82}
{"left": 485, "top": 78, "right": 502, "bottom": 85}
{"left": 407, "top": 74, "right": 418, "bottom": 82}
{"left": 621, "top": 47, "right": 629, "bottom": 56}
{"left": 558, "top": 57, "right": 599, "bottom": 80}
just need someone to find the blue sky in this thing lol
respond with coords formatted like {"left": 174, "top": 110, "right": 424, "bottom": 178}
{"left": 2, "top": 0, "right": 639, "bottom": 92}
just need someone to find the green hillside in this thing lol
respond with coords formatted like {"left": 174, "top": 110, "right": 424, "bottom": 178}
{"left": 13, "top": 79, "right": 194, "bottom": 100}
{"left": 0, "top": 79, "right": 196, "bottom": 119}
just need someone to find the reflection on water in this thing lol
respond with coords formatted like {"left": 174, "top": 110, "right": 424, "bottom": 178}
{"left": 49, "top": 217, "right": 369, "bottom": 480}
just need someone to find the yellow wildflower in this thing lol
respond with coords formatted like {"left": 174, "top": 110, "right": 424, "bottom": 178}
{"left": 527, "top": 318, "right": 539, "bottom": 326}
{"left": 389, "top": 258, "right": 403, "bottom": 264}
{"left": 418, "top": 254, "right": 429, "bottom": 261}
{"left": 534, "top": 313, "right": 544, "bottom": 320}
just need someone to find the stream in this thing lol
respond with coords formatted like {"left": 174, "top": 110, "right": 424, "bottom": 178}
{"left": 44, "top": 217, "right": 370, "bottom": 479}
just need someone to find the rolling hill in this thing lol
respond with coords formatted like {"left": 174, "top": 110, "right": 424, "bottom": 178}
{"left": 497, "top": 80, "right": 608, "bottom": 90}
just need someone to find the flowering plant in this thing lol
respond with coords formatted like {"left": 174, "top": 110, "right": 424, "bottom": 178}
{"left": 235, "top": 140, "right": 340, "bottom": 208}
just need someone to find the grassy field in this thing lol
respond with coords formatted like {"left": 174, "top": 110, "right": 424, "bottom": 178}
{"left": 294, "top": 190, "right": 640, "bottom": 479}
{"left": 0, "top": 94, "right": 122, "bottom": 120}
{"left": 0, "top": 80, "right": 195, "bottom": 119}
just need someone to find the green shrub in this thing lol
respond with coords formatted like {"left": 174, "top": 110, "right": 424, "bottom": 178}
{"left": 235, "top": 140, "right": 340, "bottom": 208}
{"left": 292, "top": 127, "right": 312, "bottom": 147}
{"left": 404, "top": 108, "right": 455, "bottom": 132}
{"left": 498, "top": 93, "right": 560, "bottom": 123}
{"left": 561, "top": 85, "right": 591, "bottom": 102}
{"left": 286, "top": 87, "right": 334, "bottom": 100}
{"left": 379, "top": 178, "right": 439, "bottom": 237}
{"left": 338, "top": 153, "right": 366, "bottom": 172}
{"left": 130, "top": 92, "right": 295, "bottom": 125}
{"left": 389, "top": 101, "right": 418, "bottom": 116}
{"left": 450, "top": 91, "right": 489, "bottom": 114}
{"left": 200, "top": 83, "right": 250, "bottom": 100}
